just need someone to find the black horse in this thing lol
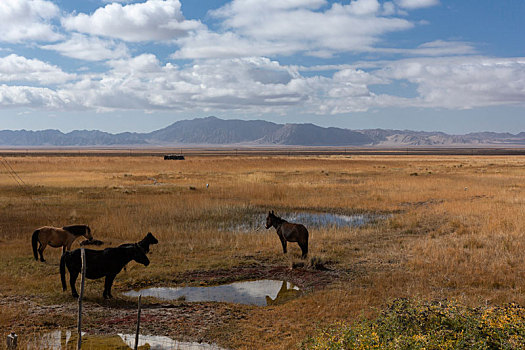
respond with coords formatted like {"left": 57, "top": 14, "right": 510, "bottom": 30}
{"left": 118, "top": 232, "right": 158, "bottom": 253}
{"left": 266, "top": 210, "right": 309, "bottom": 259}
{"left": 60, "top": 244, "right": 149, "bottom": 299}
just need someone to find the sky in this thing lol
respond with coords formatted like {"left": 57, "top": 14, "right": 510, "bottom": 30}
{"left": 0, "top": 0, "right": 524, "bottom": 134}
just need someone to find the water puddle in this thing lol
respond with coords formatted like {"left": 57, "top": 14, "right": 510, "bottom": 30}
{"left": 36, "top": 330, "right": 225, "bottom": 349}
{"left": 124, "top": 280, "right": 300, "bottom": 306}
{"left": 221, "top": 211, "right": 387, "bottom": 232}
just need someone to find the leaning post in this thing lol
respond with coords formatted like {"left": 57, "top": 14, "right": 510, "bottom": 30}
{"left": 134, "top": 294, "right": 142, "bottom": 350}
{"left": 77, "top": 247, "right": 87, "bottom": 350}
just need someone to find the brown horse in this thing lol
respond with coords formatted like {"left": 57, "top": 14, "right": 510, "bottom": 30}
{"left": 32, "top": 225, "right": 93, "bottom": 262}
{"left": 266, "top": 211, "right": 309, "bottom": 259}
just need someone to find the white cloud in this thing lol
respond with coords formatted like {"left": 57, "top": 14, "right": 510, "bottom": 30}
{"left": 0, "top": 84, "right": 70, "bottom": 109}
{"left": 62, "top": 0, "right": 203, "bottom": 42}
{"left": 0, "top": 54, "right": 75, "bottom": 84}
{"left": 40, "top": 34, "right": 129, "bottom": 61}
{"left": 0, "top": 0, "right": 62, "bottom": 43}
{"left": 373, "top": 40, "right": 477, "bottom": 56}
{"left": 174, "top": 0, "right": 413, "bottom": 59}
{"left": 347, "top": 0, "right": 381, "bottom": 15}
{"left": 57, "top": 56, "right": 304, "bottom": 112}
{"left": 376, "top": 57, "right": 525, "bottom": 109}
{"left": 2, "top": 49, "right": 523, "bottom": 115}
{"left": 172, "top": 30, "right": 306, "bottom": 59}
{"left": 395, "top": 0, "right": 439, "bottom": 9}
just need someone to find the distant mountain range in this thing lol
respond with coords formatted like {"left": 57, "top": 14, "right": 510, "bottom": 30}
{"left": 0, "top": 116, "right": 523, "bottom": 147}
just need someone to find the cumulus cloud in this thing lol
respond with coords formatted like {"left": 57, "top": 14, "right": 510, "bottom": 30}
{"left": 0, "top": 0, "right": 62, "bottom": 43}
{"left": 62, "top": 0, "right": 202, "bottom": 42}
{"left": 174, "top": 0, "right": 413, "bottom": 59}
{"left": 40, "top": 34, "right": 129, "bottom": 61}
{"left": 0, "top": 84, "right": 70, "bottom": 109}
{"left": 172, "top": 30, "right": 306, "bottom": 59}
{"left": 376, "top": 57, "right": 525, "bottom": 109}
{"left": 2, "top": 52, "right": 524, "bottom": 115}
{"left": 57, "top": 56, "right": 304, "bottom": 112}
{"left": 0, "top": 54, "right": 75, "bottom": 84}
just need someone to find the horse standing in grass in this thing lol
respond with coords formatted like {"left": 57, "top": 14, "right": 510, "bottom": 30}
{"left": 32, "top": 225, "right": 93, "bottom": 262}
{"left": 118, "top": 232, "right": 158, "bottom": 253}
{"left": 265, "top": 211, "right": 309, "bottom": 259}
{"left": 60, "top": 244, "right": 150, "bottom": 299}
{"left": 118, "top": 232, "right": 158, "bottom": 271}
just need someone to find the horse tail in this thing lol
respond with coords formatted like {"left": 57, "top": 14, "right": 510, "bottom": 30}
{"left": 32, "top": 230, "right": 40, "bottom": 261}
{"left": 60, "top": 252, "right": 67, "bottom": 291}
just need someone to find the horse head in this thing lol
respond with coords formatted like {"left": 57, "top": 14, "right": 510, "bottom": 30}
{"left": 132, "top": 244, "right": 150, "bottom": 266}
{"left": 266, "top": 210, "right": 276, "bottom": 229}
{"left": 145, "top": 232, "right": 159, "bottom": 245}
{"left": 83, "top": 226, "right": 94, "bottom": 241}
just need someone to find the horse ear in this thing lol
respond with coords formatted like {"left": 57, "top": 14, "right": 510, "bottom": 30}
{"left": 271, "top": 210, "right": 274, "bottom": 214}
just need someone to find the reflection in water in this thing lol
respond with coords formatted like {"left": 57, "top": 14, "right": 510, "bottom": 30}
{"left": 222, "top": 212, "right": 386, "bottom": 232}
{"left": 36, "top": 330, "right": 224, "bottom": 349}
{"left": 124, "top": 280, "right": 300, "bottom": 306}
{"left": 265, "top": 281, "right": 302, "bottom": 306}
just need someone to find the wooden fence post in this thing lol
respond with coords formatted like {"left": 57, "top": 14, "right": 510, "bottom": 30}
{"left": 134, "top": 295, "right": 142, "bottom": 350}
{"left": 77, "top": 248, "right": 86, "bottom": 350}
{"left": 6, "top": 332, "right": 17, "bottom": 349}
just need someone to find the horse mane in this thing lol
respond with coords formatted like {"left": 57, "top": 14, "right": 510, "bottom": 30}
{"left": 62, "top": 224, "right": 89, "bottom": 236}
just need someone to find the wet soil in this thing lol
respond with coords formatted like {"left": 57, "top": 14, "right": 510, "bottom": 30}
{"left": 2, "top": 263, "right": 339, "bottom": 347}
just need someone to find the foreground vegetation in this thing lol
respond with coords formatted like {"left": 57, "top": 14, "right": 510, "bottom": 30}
{"left": 0, "top": 153, "right": 524, "bottom": 349}
{"left": 303, "top": 298, "right": 525, "bottom": 349}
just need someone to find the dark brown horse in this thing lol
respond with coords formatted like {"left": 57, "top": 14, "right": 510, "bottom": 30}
{"left": 266, "top": 211, "right": 308, "bottom": 259}
{"left": 60, "top": 244, "right": 150, "bottom": 299}
{"left": 32, "top": 225, "right": 93, "bottom": 262}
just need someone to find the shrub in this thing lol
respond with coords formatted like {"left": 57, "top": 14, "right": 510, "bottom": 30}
{"left": 302, "top": 298, "right": 525, "bottom": 349}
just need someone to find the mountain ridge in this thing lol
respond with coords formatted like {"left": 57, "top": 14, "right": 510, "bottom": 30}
{"left": 0, "top": 116, "right": 523, "bottom": 147}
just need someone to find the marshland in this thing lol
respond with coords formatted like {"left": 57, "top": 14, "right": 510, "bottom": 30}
{"left": 1, "top": 152, "right": 524, "bottom": 349}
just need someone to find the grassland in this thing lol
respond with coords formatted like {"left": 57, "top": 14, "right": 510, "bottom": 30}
{"left": 0, "top": 153, "right": 524, "bottom": 349}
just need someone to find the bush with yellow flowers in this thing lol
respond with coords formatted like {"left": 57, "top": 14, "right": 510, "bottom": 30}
{"left": 302, "top": 298, "right": 525, "bottom": 349}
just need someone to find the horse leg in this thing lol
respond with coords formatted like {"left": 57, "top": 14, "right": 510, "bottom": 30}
{"left": 38, "top": 242, "right": 47, "bottom": 262}
{"left": 279, "top": 236, "right": 287, "bottom": 254}
{"left": 103, "top": 274, "right": 116, "bottom": 299}
{"left": 299, "top": 241, "right": 308, "bottom": 259}
{"left": 69, "top": 271, "right": 79, "bottom": 298}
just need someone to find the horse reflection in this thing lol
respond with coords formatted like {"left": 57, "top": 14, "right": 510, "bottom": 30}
{"left": 265, "top": 281, "right": 301, "bottom": 306}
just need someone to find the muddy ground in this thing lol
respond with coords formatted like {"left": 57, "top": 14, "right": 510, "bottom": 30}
{"left": 2, "top": 262, "right": 341, "bottom": 348}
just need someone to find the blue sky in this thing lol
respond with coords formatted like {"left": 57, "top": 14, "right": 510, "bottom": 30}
{"left": 0, "top": 0, "right": 524, "bottom": 134}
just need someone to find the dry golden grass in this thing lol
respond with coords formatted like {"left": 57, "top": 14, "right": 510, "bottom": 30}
{"left": 1, "top": 154, "right": 524, "bottom": 349}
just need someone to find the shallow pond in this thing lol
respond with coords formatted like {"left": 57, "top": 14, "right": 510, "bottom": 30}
{"left": 124, "top": 280, "right": 300, "bottom": 306}
{"left": 36, "top": 330, "right": 225, "bottom": 349}
{"left": 221, "top": 211, "right": 387, "bottom": 232}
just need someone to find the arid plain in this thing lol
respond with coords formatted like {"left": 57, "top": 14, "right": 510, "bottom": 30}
{"left": 1, "top": 152, "right": 524, "bottom": 349}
